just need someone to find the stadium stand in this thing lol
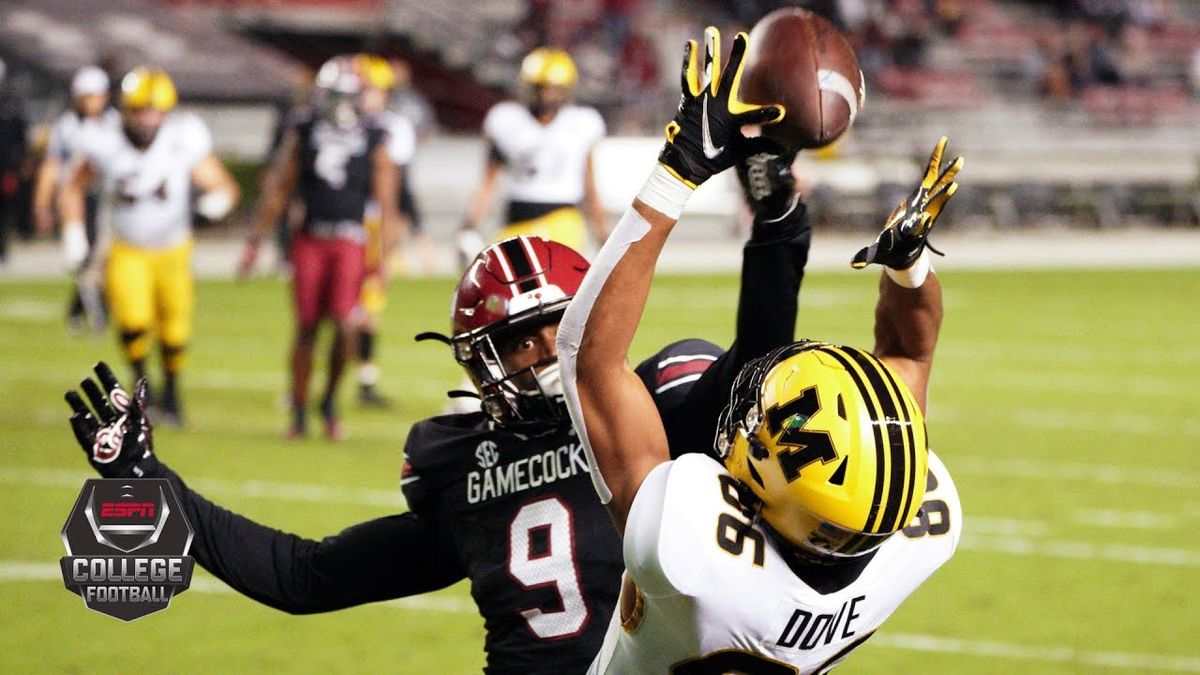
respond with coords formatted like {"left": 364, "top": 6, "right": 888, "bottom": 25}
{"left": 0, "top": 0, "right": 1196, "bottom": 240}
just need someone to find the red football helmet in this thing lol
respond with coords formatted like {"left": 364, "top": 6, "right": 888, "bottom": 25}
{"left": 313, "top": 55, "right": 367, "bottom": 129}
{"left": 451, "top": 236, "right": 589, "bottom": 428}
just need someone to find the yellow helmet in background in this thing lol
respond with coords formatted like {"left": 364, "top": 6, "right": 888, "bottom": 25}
{"left": 354, "top": 53, "right": 395, "bottom": 91}
{"left": 120, "top": 67, "right": 177, "bottom": 112}
{"left": 520, "top": 48, "right": 577, "bottom": 89}
{"left": 716, "top": 341, "right": 929, "bottom": 559}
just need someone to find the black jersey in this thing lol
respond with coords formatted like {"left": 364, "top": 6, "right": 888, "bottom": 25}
{"left": 402, "top": 412, "right": 621, "bottom": 675}
{"left": 295, "top": 113, "right": 386, "bottom": 230}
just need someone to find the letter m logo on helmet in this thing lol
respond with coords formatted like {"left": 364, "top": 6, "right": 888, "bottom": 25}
{"left": 717, "top": 341, "right": 929, "bottom": 559}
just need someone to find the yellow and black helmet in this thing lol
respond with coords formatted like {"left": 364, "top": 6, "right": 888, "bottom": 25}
{"left": 716, "top": 341, "right": 928, "bottom": 559}
{"left": 354, "top": 53, "right": 395, "bottom": 91}
{"left": 120, "top": 67, "right": 177, "bottom": 112}
{"left": 519, "top": 48, "right": 578, "bottom": 89}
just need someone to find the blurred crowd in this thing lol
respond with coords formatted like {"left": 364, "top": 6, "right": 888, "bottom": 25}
{"left": 501, "top": 0, "right": 1199, "bottom": 130}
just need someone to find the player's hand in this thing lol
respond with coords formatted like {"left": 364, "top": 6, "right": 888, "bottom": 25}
{"left": 455, "top": 224, "right": 486, "bottom": 269}
{"left": 736, "top": 148, "right": 800, "bottom": 222}
{"left": 62, "top": 221, "right": 89, "bottom": 271}
{"left": 64, "top": 362, "right": 155, "bottom": 479}
{"left": 658, "top": 27, "right": 786, "bottom": 189}
{"left": 851, "top": 136, "right": 963, "bottom": 270}
{"left": 237, "top": 239, "right": 260, "bottom": 278}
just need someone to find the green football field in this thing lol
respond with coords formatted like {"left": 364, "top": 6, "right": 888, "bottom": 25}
{"left": 2, "top": 267, "right": 1198, "bottom": 673}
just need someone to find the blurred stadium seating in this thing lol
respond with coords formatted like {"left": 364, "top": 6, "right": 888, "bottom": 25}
{"left": 0, "top": 0, "right": 1197, "bottom": 247}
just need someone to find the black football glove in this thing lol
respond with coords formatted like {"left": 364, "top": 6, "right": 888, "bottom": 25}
{"left": 852, "top": 136, "right": 963, "bottom": 270}
{"left": 736, "top": 149, "right": 801, "bottom": 222}
{"left": 65, "top": 362, "right": 155, "bottom": 478}
{"left": 658, "top": 27, "right": 786, "bottom": 189}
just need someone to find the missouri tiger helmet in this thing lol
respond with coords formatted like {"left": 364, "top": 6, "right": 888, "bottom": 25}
{"left": 520, "top": 48, "right": 578, "bottom": 88}
{"left": 120, "top": 67, "right": 176, "bottom": 147}
{"left": 716, "top": 341, "right": 928, "bottom": 559}
{"left": 354, "top": 53, "right": 395, "bottom": 91}
{"left": 120, "top": 67, "right": 177, "bottom": 112}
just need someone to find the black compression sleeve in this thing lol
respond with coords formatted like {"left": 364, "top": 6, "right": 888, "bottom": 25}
{"left": 138, "top": 455, "right": 467, "bottom": 613}
{"left": 667, "top": 204, "right": 812, "bottom": 457}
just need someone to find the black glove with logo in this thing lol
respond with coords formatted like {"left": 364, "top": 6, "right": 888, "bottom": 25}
{"left": 852, "top": 136, "right": 963, "bottom": 270}
{"left": 658, "top": 27, "right": 786, "bottom": 189}
{"left": 65, "top": 362, "right": 157, "bottom": 479}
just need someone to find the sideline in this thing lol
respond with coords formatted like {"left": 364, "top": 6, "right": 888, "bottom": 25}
{"left": 3, "top": 227, "right": 1198, "bottom": 279}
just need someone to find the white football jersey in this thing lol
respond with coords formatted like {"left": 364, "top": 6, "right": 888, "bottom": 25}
{"left": 378, "top": 110, "right": 416, "bottom": 167}
{"left": 77, "top": 112, "right": 213, "bottom": 249}
{"left": 47, "top": 108, "right": 121, "bottom": 171}
{"left": 589, "top": 451, "right": 961, "bottom": 674}
{"left": 483, "top": 101, "right": 605, "bottom": 204}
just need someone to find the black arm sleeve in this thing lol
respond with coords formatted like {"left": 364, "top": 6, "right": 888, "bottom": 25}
{"left": 662, "top": 204, "right": 812, "bottom": 457}
{"left": 137, "top": 455, "right": 467, "bottom": 614}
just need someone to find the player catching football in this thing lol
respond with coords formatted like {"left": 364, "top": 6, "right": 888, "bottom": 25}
{"left": 61, "top": 141, "right": 815, "bottom": 671}
{"left": 557, "top": 27, "right": 963, "bottom": 673}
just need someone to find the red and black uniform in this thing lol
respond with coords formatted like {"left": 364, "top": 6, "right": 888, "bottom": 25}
{"left": 290, "top": 112, "right": 387, "bottom": 329}
{"left": 129, "top": 204, "right": 811, "bottom": 673}
{"left": 400, "top": 415, "right": 619, "bottom": 673}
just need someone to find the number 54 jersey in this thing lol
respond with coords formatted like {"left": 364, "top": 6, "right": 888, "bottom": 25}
{"left": 401, "top": 412, "right": 624, "bottom": 675}
{"left": 589, "top": 451, "right": 961, "bottom": 674}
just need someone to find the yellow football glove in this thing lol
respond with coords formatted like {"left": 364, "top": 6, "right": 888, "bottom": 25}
{"left": 851, "top": 136, "right": 963, "bottom": 270}
{"left": 657, "top": 27, "right": 786, "bottom": 189}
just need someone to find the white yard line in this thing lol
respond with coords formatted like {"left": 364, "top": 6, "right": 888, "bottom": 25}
{"left": 872, "top": 633, "right": 1200, "bottom": 673}
{"left": 0, "top": 561, "right": 473, "bottom": 613}
{"left": 4, "top": 560, "right": 1196, "bottom": 670}
{"left": 0, "top": 466, "right": 405, "bottom": 508}
{"left": 960, "top": 535, "right": 1200, "bottom": 567}
{"left": 950, "top": 456, "right": 1200, "bottom": 489}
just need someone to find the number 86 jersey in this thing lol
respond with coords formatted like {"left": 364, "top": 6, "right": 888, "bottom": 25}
{"left": 589, "top": 451, "right": 961, "bottom": 674}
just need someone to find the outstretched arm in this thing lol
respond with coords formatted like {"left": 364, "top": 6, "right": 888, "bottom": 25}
{"left": 853, "top": 137, "right": 962, "bottom": 412}
{"left": 144, "top": 461, "right": 464, "bottom": 613}
{"left": 557, "top": 28, "right": 783, "bottom": 532}
{"left": 657, "top": 151, "right": 811, "bottom": 457}
{"left": 64, "top": 363, "right": 466, "bottom": 613}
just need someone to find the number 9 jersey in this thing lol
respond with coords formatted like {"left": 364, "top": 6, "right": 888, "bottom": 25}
{"left": 401, "top": 412, "right": 624, "bottom": 674}
{"left": 588, "top": 451, "right": 961, "bottom": 674}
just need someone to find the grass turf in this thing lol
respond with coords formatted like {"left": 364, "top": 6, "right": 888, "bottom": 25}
{"left": 1, "top": 267, "right": 1197, "bottom": 673}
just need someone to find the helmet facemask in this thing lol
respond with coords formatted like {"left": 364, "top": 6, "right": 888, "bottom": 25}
{"left": 452, "top": 302, "right": 571, "bottom": 432}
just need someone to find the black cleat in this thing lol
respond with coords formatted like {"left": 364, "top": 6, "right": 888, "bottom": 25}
{"left": 358, "top": 384, "right": 394, "bottom": 409}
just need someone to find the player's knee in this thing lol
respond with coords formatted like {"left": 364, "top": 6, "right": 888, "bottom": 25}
{"left": 295, "top": 324, "right": 319, "bottom": 343}
{"left": 161, "top": 342, "right": 187, "bottom": 373}
{"left": 120, "top": 329, "right": 150, "bottom": 362}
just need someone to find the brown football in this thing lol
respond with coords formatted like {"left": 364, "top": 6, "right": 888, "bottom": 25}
{"left": 740, "top": 8, "right": 864, "bottom": 150}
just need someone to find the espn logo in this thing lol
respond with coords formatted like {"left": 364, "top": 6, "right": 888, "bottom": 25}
{"left": 100, "top": 502, "right": 156, "bottom": 518}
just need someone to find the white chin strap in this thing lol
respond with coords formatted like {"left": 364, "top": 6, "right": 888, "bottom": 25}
{"left": 530, "top": 362, "right": 563, "bottom": 398}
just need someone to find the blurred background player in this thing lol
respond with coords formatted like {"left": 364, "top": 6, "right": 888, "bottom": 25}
{"left": 58, "top": 66, "right": 239, "bottom": 426}
{"left": 240, "top": 55, "right": 401, "bottom": 439}
{"left": 0, "top": 58, "right": 27, "bottom": 265}
{"left": 353, "top": 53, "right": 416, "bottom": 408}
{"left": 458, "top": 47, "right": 607, "bottom": 263}
{"left": 33, "top": 65, "right": 121, "bottom": 334}
{"left": 387, "top": 57, "right": 437, "bottom": 275}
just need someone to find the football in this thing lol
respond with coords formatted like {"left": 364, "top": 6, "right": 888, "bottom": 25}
{"left": 739, "top": 8, "right": 865, "bottom": 151}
